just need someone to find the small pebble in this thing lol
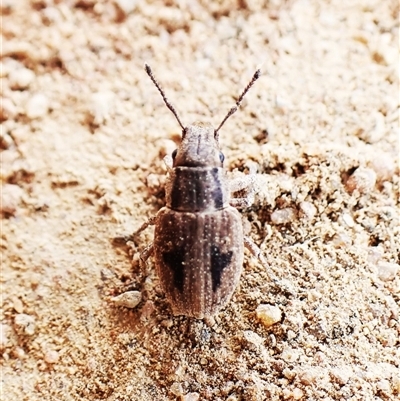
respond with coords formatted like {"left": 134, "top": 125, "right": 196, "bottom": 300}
{"left": 281, "top": 347, "right": 300, "bottom": 363}
{"left": 14, "top": 313, "right": 36, "bottom": 335}
{"left": 111, "top": 291, "right": 142, "bottom": 308}
{"left": 299, "top": 201, "right": 316, "bottom": 220}
{"left": 368, "top": 111, "right": 386, "bottom": 143}
{"left": 367, "top": 247, "right": 383, "bottom": 264}
{"left": 170, "top": 382, "right": 184, "bottom": 397}
{"left": 368, "top": 154, "right": 395, "bottom": 182}
{"left": 0, "top": 130, "right": 14, "bottom": 149}
{"left": 1, "top": 184, "right": 24, "bottom": 216}
{"left": 140, "top": 300, "right": 156, "bottom": 320}
{"left": 9, "top": 68, "right": 35, "bottom": 90}
{"left": 0, "top": 324, "right": 11, "bottom": 347}
{"left": 114, "top": 0, "right": 137, "bottom": 15}
{"left": 346, "top": 167, "right": 376, "bottom": 194}
{"left": 12, "top": 297, "right": 24, "bottom": 313}
{"left": 0, "top": 97, "right": 17, "bottom": 121}
{"left": 44, "top": 349, "right": 59, "bottom": 364}
{"left": 89, "top": 91, "right": 115, "bottom": 125}
{"left": 146, "top": 173, "right": 162, "bottom": 194}
{"left": 292, "top": 388, "right": 304, "bottom": 400}
{"left": 377, "top": 261, "right": 399, "bottom": 282}
{"left": 243, "top": 330, "right": 264, "bottom": 347}
{"left": 25, "top": 93, "right": 49, "bottom": 119}
{"left": 342, "top": 212, "right": 355, "bottom": 227}
{"left": 0, "top": 0, "right": 15, "bottom": 13}
{"left": 332, "top": 233, "right": 352, "bottom": 247}
{"left": 393, "top": 376, "right": 400, "bottom": 393}
{"left": 307, "top": 289, "right": 322, "bottom": 302}
{"left": 182, "top": 393, "right": 200, "bottom": 401}
{"left": 270, "top": 208, "right": 296, "bottom": 225}
{"left": 14, "top": 347, "right": 27, "bottom": 360}
{"left": 256, "top": 304, "right": 282, "bottom": 327}
{"left": 282, "top": 368, "right": 296, "bottom": 380}
{"left": 376, "top": 379, "right": 391, "bottom": 394}
{"left": 298, "top": 369, "right": 318, "bottom": 386}
{"left": 330, "top": 366, "right": 352, "bottom": 385}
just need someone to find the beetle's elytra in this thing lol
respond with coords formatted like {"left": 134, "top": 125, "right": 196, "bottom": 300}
{"left": 135, "top": 65, "right": 260, "bottom": 318}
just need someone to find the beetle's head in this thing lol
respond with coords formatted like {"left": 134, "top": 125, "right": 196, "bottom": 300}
{"left": 172, "top": 122, "right": 223, "bottom": 168}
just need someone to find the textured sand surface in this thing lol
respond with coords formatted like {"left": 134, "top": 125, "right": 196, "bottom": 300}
{"left": 1, "top": 1, "right": 399, "bottom": 400}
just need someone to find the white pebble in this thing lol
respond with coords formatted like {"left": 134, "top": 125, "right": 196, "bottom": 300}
{"left": 13, "top": 347, "right": 26, "bottom": 359}
{"left": 283, "top": 368, "right": 296, "bottom": 380}
{"left": 342, "top": 213, "right": 355, "bottom": 227}
{"left": 292, "top": 388, "right": 304, "bottom": 400}
{"left": 183, "top": 393, "right": 200, "bottom": 401}
{"left": 282, "top": 388, "right": 304, "bottom": 399}
{"left": 376, "top": 379, "right": 391, "bottom": 394}
{"left": 14, "top": 313, "right": 36, "bottom": 335}
{"left": 369, "top": 111, "right": 386, "bottom": 143}
{"left": 281, "top": 347, "right": 300, "bottom": 363}
{"left": 393, "top": 376, "right": 400, "bottom": 393}
{"left": 25, "top": 93, "right": 49, "bottom": 118}
{"left": 146, "top": 173, "right": 162, "bottom": 192}
{"left": 89, "top": 91, "right": 114, "bottom": 125}
{"left": 44, "top": 349, "right": 59, "bottom": 364}
{"left": 369, "top": 154, "right": 395, "bottom": 182}
{"left": 256, "top": 304, "right": 282, "bottom": 328}
{"left": 111, "top": 291, "right": 142, "bottom": 308}
{"left": 1, "top": 184, "right": 24, "bottom": 216}
{"left": 330, "top": 366, "right": 352, "bottom": 385}
{"left": 346, "top": 167, "right": 377, "bottom": 194}
{"left": 114, "top": 0, "right": 137, "bottom": 15}
{"left": 377, "top": 261, "right": 399, "bottom": 282}
{"left": 243, "top": 330, "right": 264, "bottom": 347}
{"left": 270, "top": 208, "right": 296, "bottom": 225}
{"left": 0, "top": 97, "right": 17, "bottom": 120}
{"left": 0, "top": 324, "right": 11, "bottom": 347}
{"left": 12, "top": 297, "right": 24, "bottom": 313}
{"left": 332, "top": 233, "right": 352, "bottom": 248}
{"left": 298, "top": 369, "right": 318, "bottom": 385}
{"left": 9, "top": 68, "right": 35, "bottom": 90}
{"left": 170, "top": 382, "right": 184, "bottom": 397}
{"left": 299, "top": 201, "right": 316, "bottom": 220}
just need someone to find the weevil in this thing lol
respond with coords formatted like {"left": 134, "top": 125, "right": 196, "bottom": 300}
{"left": 131, "top": 64, "right": 273, "bottom": 319}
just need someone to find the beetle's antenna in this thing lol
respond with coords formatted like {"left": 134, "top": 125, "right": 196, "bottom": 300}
{"left": 145, "top": 64, "right": 185, "bottom": 131}
{"left": 215, "top": 69, "right": 261, "bottom": 139}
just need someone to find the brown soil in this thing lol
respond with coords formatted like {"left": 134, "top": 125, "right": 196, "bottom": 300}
{"left": 1, "top": 1, "right": 399, "bottom": 400}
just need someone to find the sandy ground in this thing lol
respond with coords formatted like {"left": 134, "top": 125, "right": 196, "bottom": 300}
{"left": 1, "top": 0, "right": 399, "bottom": 400}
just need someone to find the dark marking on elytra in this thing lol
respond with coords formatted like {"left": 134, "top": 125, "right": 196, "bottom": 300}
{"left": 210, "top": 245, "right": 233, "bottom": 292}
{"left": 163, "top": 247, "right": 185, "bottom": 293}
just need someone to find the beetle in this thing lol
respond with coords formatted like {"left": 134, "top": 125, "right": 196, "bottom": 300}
{"left": 130, "top": 64, "right": 273, "bottom": 318}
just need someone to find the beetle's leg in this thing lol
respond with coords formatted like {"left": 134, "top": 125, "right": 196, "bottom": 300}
{"left": 244, "top": 236, "right": 296, "bottom": 295}
{"left": 112, "top": 215, "right": 157, "bottom": 245}
{"left": 129, "top": 215, "right": 157, "bottom": 239}
{"left": 140, "top": 243, "right": 154, "bottom": 263}
{"left": 137, "top": 243, "right": 154, "bottom": 275}
{"left": 244, "top": 236, "right": 274, "bottom": 277}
